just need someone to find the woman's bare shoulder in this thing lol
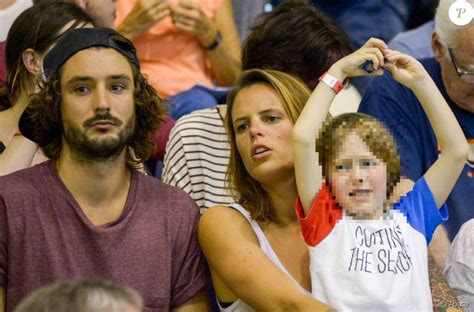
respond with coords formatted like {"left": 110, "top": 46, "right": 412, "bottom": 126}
{"left": 198, "top": 204, "right": 259, "bottom": 248}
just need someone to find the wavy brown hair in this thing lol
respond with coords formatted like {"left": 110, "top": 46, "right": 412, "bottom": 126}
{"left": 226, "top": 69, "right": 311, "bottom": 223}
{"left": 25, "top": 60, "right": 166, "bottom": 169}
{"left": 316, "top": 113, "right": 401, "bottom": 199}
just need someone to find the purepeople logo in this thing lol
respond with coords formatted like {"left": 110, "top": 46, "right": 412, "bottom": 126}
{"left": 449, "top": 0, "right": 474, "bottom": 25}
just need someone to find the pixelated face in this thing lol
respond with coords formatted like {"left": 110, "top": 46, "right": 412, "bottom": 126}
{"left": 60, "top": 48, "right": 136, "bottom": 160}
{"left": 328, "top": 132, "right": 387, "bottom": 219}
{"left": 231, "top": 83, "right": 295, "bottom": 184}
{"left": 440, "top": 25, "right": 474, "bottom": 113}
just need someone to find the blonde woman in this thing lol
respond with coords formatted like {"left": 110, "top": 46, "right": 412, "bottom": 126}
{"left": 198, "top": 69, "right": 331, "bottom": 311}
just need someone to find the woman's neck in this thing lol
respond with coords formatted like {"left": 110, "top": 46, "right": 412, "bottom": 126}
{"left": 11, "top": 91, "right": 30, "bottom": 119}
{"left": 261, "top": 176, "right": 299, "bottom": 227}
{"left": 1, "top": 91, "right": 29, "bottom": 134}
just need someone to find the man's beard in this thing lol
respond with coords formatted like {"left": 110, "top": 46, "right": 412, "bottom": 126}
{"left": 63, "top": 112, "right": 135, "bottom": 164}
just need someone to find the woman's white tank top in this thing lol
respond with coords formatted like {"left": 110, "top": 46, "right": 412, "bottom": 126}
{"left": 217, "top": 204, "right": 310, "bottom": 312}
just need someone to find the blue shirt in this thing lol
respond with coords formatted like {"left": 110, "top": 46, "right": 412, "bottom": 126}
{"left": 389, "top": 20, "right": 435, "bottom": 59}
{"left": 359, "top": 57, "right": 474, "bottom": 240}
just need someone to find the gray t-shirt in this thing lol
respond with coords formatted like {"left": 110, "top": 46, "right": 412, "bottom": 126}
{"left": 0, "top": 161, "right": 208, "bottom": 312}
{"left": 445, "top": 218, "right": 474, "bottom": 311}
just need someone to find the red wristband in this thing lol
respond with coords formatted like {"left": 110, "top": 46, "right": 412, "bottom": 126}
{"left": 319, "top": 71, "right": 344, "bottom": 94}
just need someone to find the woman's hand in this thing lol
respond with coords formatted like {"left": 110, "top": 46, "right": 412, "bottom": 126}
{"left": 171, "top": 0, "right": 218, "bottom": 48}
{"left": 329, "top": 38, "right": 387, "bottom": 81}
{"left": 137, "top": 0, "right": 171, "bottom": 27}
{"left": 382, "top": 49, "right": 430, "bottom": 90}
{"left": 117, "top": 0, "right": 171, "bottom": 39}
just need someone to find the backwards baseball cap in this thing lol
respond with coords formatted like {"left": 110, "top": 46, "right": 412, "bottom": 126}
{"left": 41, "top": 27, "right": 140, "bottom": 81}
{"left": 20, "top": 27, "right": 140, "bottom": 144}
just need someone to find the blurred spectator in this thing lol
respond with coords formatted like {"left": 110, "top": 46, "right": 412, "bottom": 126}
{"left": 271, "top": 0, "right": 438, "bottom": 49}
{"left": 315, "top": 0, "right": 413, "bottom": 94}
{"left": 32, "top": 0, "right": 116, "bottom": 28}
{"left": 231, "top": 0, "right": 264, "bottom": 42}
{"left": 269, "top": 0, "right": 438, "bottom": 95}
{"left": 0, "top": 2, "right": 94, "bottom": 176}
{"left": 14, "top": 280, "right": 143, "bottom": 312}
{"left": 0, "top": 0, "right": 33, "bottom": 83}
{"left": 389, "top": 20, "right": 435, "bottom": 59}
{"left": 444, "top": 218, "right": 474, "bottom": 311}
{"left": 115, "top": 0, "right": 241, "bottom": 120}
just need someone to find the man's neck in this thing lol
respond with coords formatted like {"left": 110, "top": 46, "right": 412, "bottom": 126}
{"left": 56, "top": 147, "right": 132, "bottom": 225}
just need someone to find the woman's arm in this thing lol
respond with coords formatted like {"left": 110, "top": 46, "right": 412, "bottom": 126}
{"left": 292, "top": 38, "right": 386, "bottom": 215}
{"left": 383, "top": 51, "right": 469, "bottom": 207}
{"left": 198, "top": 206, "right": 331, "bottom": 311}
{"left": 171, "top": 0, "right": 241, "bottom": 87}
{"left": 204, "top": 0, "right": 241, "bottom": 86}
{"left": 0, "top": 136, "right": 38, "bottom": 176}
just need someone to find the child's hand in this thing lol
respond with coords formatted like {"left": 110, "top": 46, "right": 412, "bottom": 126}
{"left": 329, "top": 38, "right": 387, "bottom": 81}
{"left": 382, "top": 49, "right": 429, "bottom": 90}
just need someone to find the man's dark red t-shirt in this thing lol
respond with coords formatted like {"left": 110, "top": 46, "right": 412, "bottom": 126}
{"left": 0, "top": 161, "right": 208, "bottom": 311}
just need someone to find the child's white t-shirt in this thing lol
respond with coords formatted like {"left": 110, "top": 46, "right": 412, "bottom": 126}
{"left": 296, "top": 177, "right": 447, "bottom": 311}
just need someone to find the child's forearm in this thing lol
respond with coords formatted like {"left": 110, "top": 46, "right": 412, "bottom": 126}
{"left": 412, "top": 76, "right": 468, "bottom": 161}
{"left": 292, "top": 66, "right": 344, "bottom": 213}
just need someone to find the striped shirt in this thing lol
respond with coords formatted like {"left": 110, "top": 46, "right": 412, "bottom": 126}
{"left": 162, "top": 107, "right": 234, "bottom": 213}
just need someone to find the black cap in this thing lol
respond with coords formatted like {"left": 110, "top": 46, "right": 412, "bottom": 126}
{"left": 42, "top": 27, "right": 140, "bottom": 80}
{"left": 20, "top": 27, "right": 140, "bottom": 144}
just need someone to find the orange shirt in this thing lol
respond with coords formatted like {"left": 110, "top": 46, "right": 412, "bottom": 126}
{"left": 115, "top": 0, "right": 223, "bottom": 97}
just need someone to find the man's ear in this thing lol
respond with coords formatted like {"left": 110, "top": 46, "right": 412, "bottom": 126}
{"left": 22, "top": 48, "right": 42, "bottom": 76}
{"left": 432, "top": 31, "right": 446, "bottom": 63}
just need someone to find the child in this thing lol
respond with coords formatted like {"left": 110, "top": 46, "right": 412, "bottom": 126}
{"left": 292, "top": 38, "right": 469, "bottom": 311}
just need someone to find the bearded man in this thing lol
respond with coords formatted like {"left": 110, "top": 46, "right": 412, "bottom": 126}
{"left": 0, "top": 27, "right": 210, "bottom": 312}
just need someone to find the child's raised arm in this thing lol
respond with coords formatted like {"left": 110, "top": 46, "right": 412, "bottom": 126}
{"left": 383, "top": 50, "right": 469, "bottom": 208}
{"left": 292, "top": 38, "right": 387, "bottom": 215}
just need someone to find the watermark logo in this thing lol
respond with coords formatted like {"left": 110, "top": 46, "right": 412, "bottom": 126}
{"left": 449, "top": 0, "right": 474, "bottom": 26}
{"left": 439, "top": 300, "right": 470, "bottom": 309}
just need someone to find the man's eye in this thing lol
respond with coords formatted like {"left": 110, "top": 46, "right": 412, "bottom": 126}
{"left": 74, "top": 86, "right": 90, "bottom": 94}
{"left": 111, "top": 84, "right": 125, "bottom": 92}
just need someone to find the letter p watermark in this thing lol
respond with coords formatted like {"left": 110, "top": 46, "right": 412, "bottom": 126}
{"left": 449, "top": 0, "right": 474, "bottom": 25}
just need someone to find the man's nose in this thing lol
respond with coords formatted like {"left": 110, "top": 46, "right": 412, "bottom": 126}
{"left": 93, "top": 86, "right": 111, "bottom": 111}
